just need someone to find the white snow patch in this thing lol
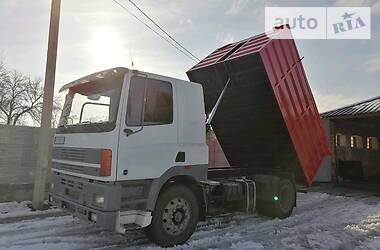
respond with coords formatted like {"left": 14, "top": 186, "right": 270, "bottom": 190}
{"left": 0, "top": 201, "right": 32, "bottom": 217}
{"left": 231, "top": 240, "right": 264, "bottom": 250}
{"left": 0, "top": 201, "right": 59, "bottom": 219}
{"left": 307, "top": 233, "right": 343, "bottom": 249}
{"left": 0, "top": 192, "right": 379, "bottom": 250}
{"left": 357, "top": 237, "right": 380, "bottom": 250}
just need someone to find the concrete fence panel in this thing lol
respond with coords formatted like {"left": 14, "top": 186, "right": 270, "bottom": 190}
{"left": 0, "top": 125, "right": 52, "bottom": 202}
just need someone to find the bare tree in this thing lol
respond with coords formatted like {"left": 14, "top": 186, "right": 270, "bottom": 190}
{"left": 32, "top": 97, "right": 62, "bottom": 128}
{"left": 0, "top": 62, "right": 61, "bottom": 126}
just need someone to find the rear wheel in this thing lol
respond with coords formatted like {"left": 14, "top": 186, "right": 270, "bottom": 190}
{"left": 276, "top": 178, "right": 296, "bottom": 219}
{"left": 257, "top": 178, "right": 295, "bottom": 219}
{"left": 144, "top": 184, "right": 199, "bottom": 247}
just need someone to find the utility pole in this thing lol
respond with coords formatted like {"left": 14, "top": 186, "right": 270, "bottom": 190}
{"left": 32, "top": 0, "right": 61, "bottom": 210}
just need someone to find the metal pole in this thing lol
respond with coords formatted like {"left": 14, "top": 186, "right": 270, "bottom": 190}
{"left": 206, "top": 78, "right": 231, "bottom": 125}
{"left": 32, "top": 0, "right": 61, "bottom": 210}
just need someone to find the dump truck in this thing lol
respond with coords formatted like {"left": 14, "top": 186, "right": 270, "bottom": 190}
{"left": 50, "top": 27, "right": 331, "bottom": 247}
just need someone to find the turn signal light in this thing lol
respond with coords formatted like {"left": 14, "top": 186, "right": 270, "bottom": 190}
{"left": 100, "top": 149, "right": 112, "bottom": 177}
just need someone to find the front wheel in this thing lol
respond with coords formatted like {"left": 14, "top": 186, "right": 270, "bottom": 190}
{"left": 144, "top": 184, "right": 199, "bottom": 247}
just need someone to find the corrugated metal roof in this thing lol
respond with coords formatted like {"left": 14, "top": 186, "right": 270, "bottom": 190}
{"left": 321, "top": 96, "right": 380, "bottom": 119}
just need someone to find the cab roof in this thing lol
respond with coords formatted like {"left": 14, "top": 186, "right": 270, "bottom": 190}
{"left": 59, "top": 67, "right": 129, "bottom": 92}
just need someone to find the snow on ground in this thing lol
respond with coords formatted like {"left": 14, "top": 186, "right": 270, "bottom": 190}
{"left": 0, "top": 191, "right": 379, "bottom": 250}
{"left": 0, "top": 201, "right": 32, "bottom": 218}
{"left": 0, "top": 201, "right": 61, "bottom": 220}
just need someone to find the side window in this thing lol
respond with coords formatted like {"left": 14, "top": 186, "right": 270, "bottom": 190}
{"left": 144, "top": 79, "right": 173, "bottom": 125}
{"left": 367, "top": 137, "right": 378, "bottom": 150}
{"left": 126, "top": 77, "right": 145, "bottom": 126}
{"left": 335, "top": 133, "right": 346, "bottom": 147}
{"left": 350, "top": 135, "right": 363, "bottom": 148}
{"left": 126, "top": 76, "right": 173, "bottom": 126}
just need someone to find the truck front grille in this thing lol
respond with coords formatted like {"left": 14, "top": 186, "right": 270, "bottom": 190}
{"left": 53, "top": 147, "right": 102, "bottom": 165}
{"left": 52, "top": 147, "right": 102, "bottom": 176}
{"left": 61, "top": 148, "right": 85, "bottom": 162}
{"left": 59, "top": 163, "right": 85, "bottom": 173}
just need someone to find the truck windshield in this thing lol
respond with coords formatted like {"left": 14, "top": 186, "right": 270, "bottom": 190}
{"left": 57, "top": 76, "right": 123, "bottom": 134}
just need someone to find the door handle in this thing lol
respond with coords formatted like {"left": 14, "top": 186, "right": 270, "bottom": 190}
{"left": 124, "top": 126, "right": 144, "bottom": 137}
{"left": 124, "top": 128, "right": 134, "bottom": 136}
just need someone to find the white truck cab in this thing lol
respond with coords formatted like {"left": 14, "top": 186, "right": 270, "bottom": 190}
{"left": 51, "top": 68, "right": 209, "bottom": 244}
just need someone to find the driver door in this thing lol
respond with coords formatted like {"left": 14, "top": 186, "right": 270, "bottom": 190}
{"left": 117, "top": 74, "right": 178, "bottom": 181}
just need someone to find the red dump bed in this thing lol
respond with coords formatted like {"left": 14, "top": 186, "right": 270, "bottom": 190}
{"left": 187, "top": 27, "right": 331, "bottom": 186}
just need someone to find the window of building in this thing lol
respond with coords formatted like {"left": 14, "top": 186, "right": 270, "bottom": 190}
{"left": 367, "top": 137, "right": 378, "bottom": 150}
{"left": 350, "top": 135, "right": 363, "bottom": 148}
{"left": 335, "top": 133, "right": 346, "bottom": 147}
{"left": 126, "top": 76, "right": 173, "bottom": 126}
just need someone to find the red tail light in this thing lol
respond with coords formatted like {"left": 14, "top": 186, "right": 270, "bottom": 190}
{"left": 100, "top": 149, "right": 112, "bottom": 177}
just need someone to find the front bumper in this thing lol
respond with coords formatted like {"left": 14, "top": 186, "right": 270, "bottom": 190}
{"left": 51, "top": 194, "right": 120, "bottom": 231}
{"left": 51, "top": 172, "right": 121, "bottom": 231}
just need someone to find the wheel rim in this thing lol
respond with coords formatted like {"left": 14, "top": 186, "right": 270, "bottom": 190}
{"left": 161, "top": 197, "right": 191, "bottom": 236}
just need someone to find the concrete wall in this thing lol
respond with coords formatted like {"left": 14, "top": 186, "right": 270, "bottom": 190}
{"left": 0, "top": 125, "right": 51, "bottom": 202}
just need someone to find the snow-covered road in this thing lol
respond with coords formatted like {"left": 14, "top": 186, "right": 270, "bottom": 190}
{"left": 0, "top": 191, "right": 379, "bottom": 250}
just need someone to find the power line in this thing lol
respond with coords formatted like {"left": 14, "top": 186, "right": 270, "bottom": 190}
{"left": 127, "top": 0, "right": 200, "bottom": 62}
{"left": 112, "top": 0, "right": 199, "bottom": 63}
{"left": 112, "top": 0, "right": 196, "bottom": 62}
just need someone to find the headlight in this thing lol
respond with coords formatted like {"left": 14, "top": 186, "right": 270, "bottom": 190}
{"left": 95, "top": 196, "right": 105, "bottom": 205}
{"left": 51, "top": 183, "right": 54, "bottom": 190}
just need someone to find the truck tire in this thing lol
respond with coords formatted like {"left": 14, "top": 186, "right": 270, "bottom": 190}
{"left": 276, "top": 178, "right": 296, "bottom": 219}
{"left": 256, "top": 178, "right": 295, "bottom": 219}
{"left": 144, "top": 184, "right": 199, "bottom": 247}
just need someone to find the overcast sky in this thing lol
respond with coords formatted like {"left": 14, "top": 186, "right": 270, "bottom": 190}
{"left": 0, "top": 0, "right": 379, "bottom": 112}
